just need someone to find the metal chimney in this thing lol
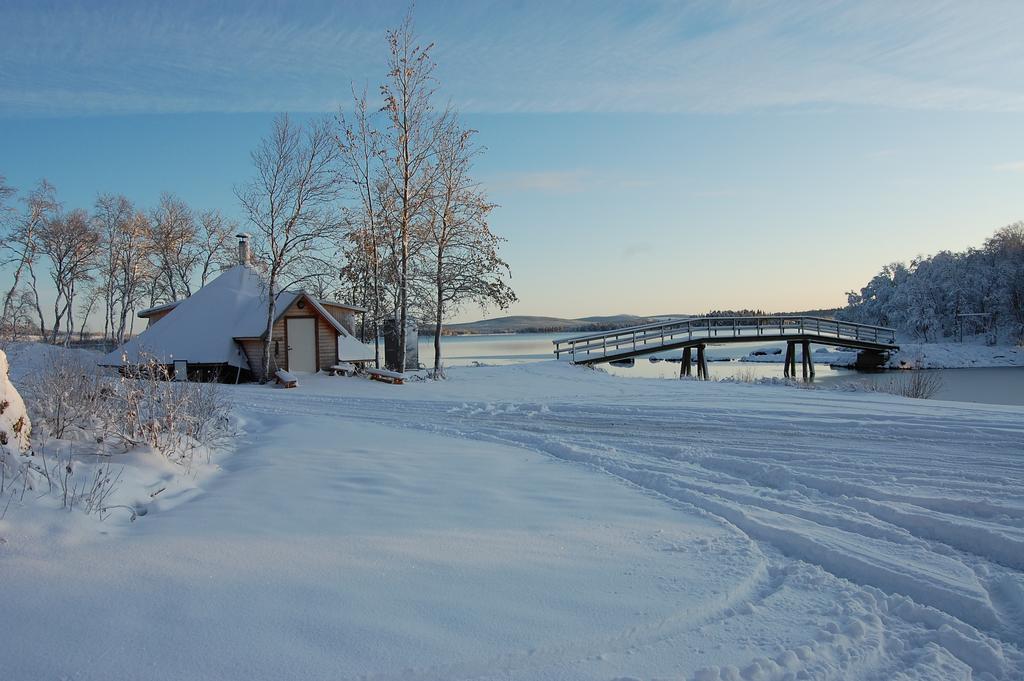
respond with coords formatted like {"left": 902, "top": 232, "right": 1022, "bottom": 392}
{"left": 237, "top": 233, "right": 251, "bottom": 266}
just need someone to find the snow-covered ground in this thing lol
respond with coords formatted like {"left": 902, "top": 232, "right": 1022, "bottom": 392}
{"left": 2, "top": 360, "right": 1023, "bottom": 680}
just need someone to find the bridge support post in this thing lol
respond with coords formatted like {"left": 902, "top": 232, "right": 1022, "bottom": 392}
{"left": 680, "top": 347, "right": 692, "bottom": 378}
{"left": 801, "top": 340, "right": 813, "bottom": 379}
{"left": 697, "top": 344, "right": 709, "bottom": 380}
{"left": 784, "top": 342, "right": 795, "bottom": 378}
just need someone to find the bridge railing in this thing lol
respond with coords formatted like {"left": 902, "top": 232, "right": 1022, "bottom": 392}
{"left": 553, "top": 316, "right": 897, "bottom": 362}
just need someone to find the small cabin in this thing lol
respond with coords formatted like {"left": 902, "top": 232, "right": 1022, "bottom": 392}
{"left": 101, "top": 235, "right": 374, "bottom": 381}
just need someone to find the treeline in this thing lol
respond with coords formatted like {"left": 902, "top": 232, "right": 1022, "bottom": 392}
{"left": 838, "top": 222, "right": 1024, "bottom": 343}
{"left": 698, "top": 309, "right": 839, "bottom": 321}
{"left": 702, "top": 309, "right": 771, "bottom": 318}
{"left": 0, "top": 12, "right": 516, "bottom": 376}
{"left": 0, "top": 184, "right": 237, "bottom": 346}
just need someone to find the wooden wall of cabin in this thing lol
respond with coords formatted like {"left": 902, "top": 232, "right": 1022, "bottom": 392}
{"left": 144, "top": 308, "right": 174, "bottom": 327}
{"left": 237, "top": 339, "right": 280, "bottom": 379}
{"left": 320, "top": 304, "right": 357, "bottom": 335}
{"left": 238, "top": 304, "right": 339, "bottom": 376}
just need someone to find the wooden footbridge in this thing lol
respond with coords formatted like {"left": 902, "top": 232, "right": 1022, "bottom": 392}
{"left": 553, "top": 316, "right": 898, "bottom": 379}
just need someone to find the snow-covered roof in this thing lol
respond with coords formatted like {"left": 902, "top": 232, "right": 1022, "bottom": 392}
{"left": 137, "top": 300, "right": 181, "bottom": 318}
{"left": 139, "top": 294, "right": 363, "bottom": 320}
{"left": 319, "top": 299, "right": 367, "bottom": 313}
{"left": 101, "top": 265, "right": 271, "bottom": 369}
{"left": 102, "top": 265, "right": 375, "bottom": 370}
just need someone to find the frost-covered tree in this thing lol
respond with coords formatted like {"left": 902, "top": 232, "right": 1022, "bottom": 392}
{"left": 93, "top": 193, "right": 135, "bottom": 342}
{"left": 338, "top": 87, "right": 387, "bottom": 366}
{"left": 0, "top": 180, "right": 59, "bottom": 338}
{"left": 112, "top": 211, "right": 154, "bottom": 344}
{"left": 197, "top": 209, "right": 238, "bottom": 286}
{"left": 148, "top": 193, "right": 200, "bottom": 302}
{"left": 420, "top": 117, "right": 516, "bottom": 376}
{"left": 840, "top": 222, "right": 1024, "bottom": 343}
{"left": 378, "top": 12, "right": 449, "bottom": 373}
{"left": 985, "top": 222, "right": 1024, "bottom": 341}
{"left": 38, "top": 209, "right": 101, "bottom": 344}
{"left": 236, "top": 114, "right": 343, "bottom": 381}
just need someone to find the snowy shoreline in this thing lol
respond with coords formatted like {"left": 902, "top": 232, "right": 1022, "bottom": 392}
{"left": 738, "top": 341, "right": 1024, "bottom": 370}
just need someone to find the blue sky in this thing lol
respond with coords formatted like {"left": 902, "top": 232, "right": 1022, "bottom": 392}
{"left": 2, "top": 0, "right": 1023, "bottom": 322}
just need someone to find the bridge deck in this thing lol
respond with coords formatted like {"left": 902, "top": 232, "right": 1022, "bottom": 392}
{"left": 553, "top": 316, "right": 898, "bottom": 365}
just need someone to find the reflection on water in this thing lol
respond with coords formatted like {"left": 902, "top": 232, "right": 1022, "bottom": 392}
{"left": 421, "top": 333, "right": 1024, "bottom": 406}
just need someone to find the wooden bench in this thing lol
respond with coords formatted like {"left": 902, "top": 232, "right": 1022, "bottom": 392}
{"left": 328, "top": 362, "right": 357, "bottom": 377}
{"left": 366, "top": 368, "right": 405, "bottom": 385}
{"left": 274, "top": 369, "right": 298, "bottom": 388}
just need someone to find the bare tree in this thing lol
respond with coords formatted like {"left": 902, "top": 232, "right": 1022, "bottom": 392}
{"left": 93, "top": 194, "right": 134, "bottom": 341}
{"left": 197, "top": 209, "right": 238, "bottom": 285}
{"left": 338, "top": 86, "right": 387, "bottom": 366}
{"left": 76, "top": 286, "right": 102, "bottom": 342}
{"left": 236, "top": 114, "right": 343, "bottom": 381}
{"left": 422, "top": 118, "right": 516, "bottom": 375}
{"left": 1, "top": 180, "right": 59, "bottom": 338}
{"left": 114, "top": 211, "right": 154, "bottom": 344}
{"left": 379, "top": 12, "right": 448, "bottom": 372}
{"left": 6, "top": 289, "right": 38, "bottom": 340}
{"left": 0, "top": 175, "right": 13, "bottom": 217}
{"left": 38, "top": 209, "right": 101, "bottom": 344}
{"left": 149, "top": 193, "right": 199, "bottom": 302}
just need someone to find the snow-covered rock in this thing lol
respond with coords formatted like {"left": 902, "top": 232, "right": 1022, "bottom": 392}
{"left": 0, "top": 349, "right": 31, "bottom": 458}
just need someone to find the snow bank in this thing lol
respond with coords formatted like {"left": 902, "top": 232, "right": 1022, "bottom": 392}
{"left": 887, "top": 342, "right": 1024, "bottom": 369}
{"left": 738, "top": 345, "right": 860, "bottom": 365}
{"left": 734, "top": 340, "right": 1024, "bottom": 370}
{"left": 2, "top": 341, "right": 102, "bottom": 384}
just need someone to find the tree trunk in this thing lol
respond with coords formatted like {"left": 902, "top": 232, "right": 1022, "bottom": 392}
{"left": 373, "top": 319, "right": 381, "bottom": 369}
{"left": 398, "top": 209, "right": 409, "bottom": 373}
{"left": 434, "top": 294, "right": 443, "bottom": 376}
{"left": 1, "top": 257, "right": 27, "bottom": 330}
{"left": 28, "top": 266, "right": 46, "bottom": 340}
{"left": 433, "top": 248, "right": 443, "bottom": 376}
{"left": 261, "top": 278, "right": 277, "bottom": 383}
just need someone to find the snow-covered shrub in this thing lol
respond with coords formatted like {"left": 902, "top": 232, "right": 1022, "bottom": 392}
{"left": 23, "top": 346, "right": 110, "bottom": 439}
{"left": 732, "top": 367, "right": 759, "bottom": 383}
{"left": 25, "top": 351, "right": 232, "bottom": 469}
{"left": 105, "top": 357, "right": 232, "bottom": 469}
{"left": 876, "top": 371, "right": 944, "bottom": 400}
{"left": 7, "top": 349, "right": 233, "bottom": 520}
{"left": 34, "top": 444, "right": 124, "bottom": 518}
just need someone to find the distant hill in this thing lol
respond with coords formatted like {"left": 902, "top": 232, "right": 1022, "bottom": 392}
{"left": 444, "top": 308, "right": 841, "bottom": 335}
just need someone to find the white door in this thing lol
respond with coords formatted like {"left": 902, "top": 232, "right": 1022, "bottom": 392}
{"left": 286, "top": 318, "right": 317, "bottom": 373}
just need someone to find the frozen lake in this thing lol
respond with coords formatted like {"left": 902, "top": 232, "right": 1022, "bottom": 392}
{"left": 421, "top": 332, "right": 1024, "bottom": 406}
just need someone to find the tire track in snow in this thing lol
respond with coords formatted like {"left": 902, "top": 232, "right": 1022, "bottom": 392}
{"left": 229, "top": 389, "right": 1023, "bottom": 678}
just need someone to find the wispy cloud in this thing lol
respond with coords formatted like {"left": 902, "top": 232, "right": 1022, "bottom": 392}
{"left": 488, "top": 169, "right": 667, "bottom": 195}
{"left": 3, "top": 1, "right": 1024, "bottom": 116}
{"left": 490, "top": 170, "right": 592, "bottom": 195}
{"left": 866, "top": 149, "right": 899, "bottom": 159}
{"left": 993, "top": 161, "right": 1024, "bottom": 173}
